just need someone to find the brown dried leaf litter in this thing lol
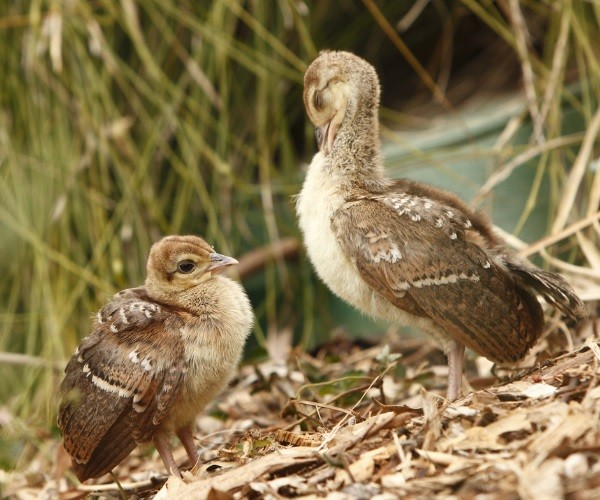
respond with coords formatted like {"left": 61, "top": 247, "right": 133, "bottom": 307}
{"left": 4, "top": 317, "right": 600, "bottom": 499}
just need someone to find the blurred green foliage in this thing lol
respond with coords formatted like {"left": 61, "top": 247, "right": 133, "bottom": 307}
{"left": 1, "top": 0, "right": 598, "bottom": 470}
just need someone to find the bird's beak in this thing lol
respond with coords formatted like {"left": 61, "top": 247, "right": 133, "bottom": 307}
{"left": 207, "top": 253, "right": 239, "bottom": 274}
{"left": 315, "top": 123, "right": 328, "bottom": 152}
{"left": 316, "top": 118, "right": 339, "bottom": 156}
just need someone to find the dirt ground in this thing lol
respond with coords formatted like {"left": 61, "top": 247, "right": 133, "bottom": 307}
{"left": 4, "top": 315, "right": 600, "bottom": 499}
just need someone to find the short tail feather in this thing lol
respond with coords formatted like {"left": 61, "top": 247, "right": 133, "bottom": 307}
{"left": 506, "top": 261, "right": 587, "bottom": 321}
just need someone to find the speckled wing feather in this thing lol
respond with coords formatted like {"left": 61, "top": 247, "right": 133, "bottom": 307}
{"left": 331, "top": 192, "right": 544, "bottom": 363}
{"left": 58, "top": 287, "right": 186, "bottom": 481}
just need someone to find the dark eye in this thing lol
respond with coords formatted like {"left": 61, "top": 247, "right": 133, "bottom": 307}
{"left": 177, "top": 260, "right": 196, "bottom": 274}
{"left": 313, "top": 91, "right": 324, "bottom": 111}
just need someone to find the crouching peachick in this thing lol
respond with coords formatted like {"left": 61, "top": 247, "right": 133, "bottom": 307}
{"left": 58, "top": 235, "right": 253, "bottom": 480}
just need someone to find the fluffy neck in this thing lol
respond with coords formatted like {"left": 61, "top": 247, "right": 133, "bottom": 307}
{"left": 144, "top": 277, "right": 217, "bottom": 316}
{"left": 327, "top": 103, "right": 386, "bottom": 188}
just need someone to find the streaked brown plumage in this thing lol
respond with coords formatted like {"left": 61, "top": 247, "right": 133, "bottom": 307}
{"left": 296, "top": 50, "right": 587, "bottom": 401}
{"left": 58, "top": 235, "right": 253, "bottom": 481}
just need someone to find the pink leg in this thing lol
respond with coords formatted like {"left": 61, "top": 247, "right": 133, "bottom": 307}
{"left": 153, "top": 432, "right": 181, "bottom": 477}
{"left": 176, "top": 426, "right": 199, "bottom": 468}
{"left": 446, "top": 340, "right": 465, "bottom": 401}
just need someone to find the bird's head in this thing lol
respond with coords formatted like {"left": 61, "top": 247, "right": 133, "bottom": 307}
{"left": 145, "top": 235, "right": 238, "bottom": 296}
{"left": 303, "top": 50, "right": 380, "bottom": 156}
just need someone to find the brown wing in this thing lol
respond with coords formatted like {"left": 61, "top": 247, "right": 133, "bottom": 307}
{"left": 331, "top": 193, "right": 544, "bottom": 363}
{"left": 58, "top": 287, "right": 186, "bottom": 481}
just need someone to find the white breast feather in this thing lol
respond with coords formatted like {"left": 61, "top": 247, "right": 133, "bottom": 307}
{"left": 297, "top": 154, "right": 364, "bottom": 305}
